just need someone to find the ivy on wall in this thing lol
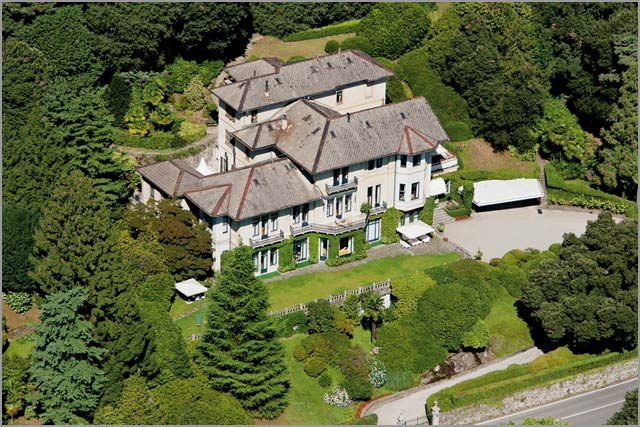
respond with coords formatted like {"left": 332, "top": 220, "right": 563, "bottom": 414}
{"left": 326, "top": 229, "right": 367, "bottom": 267}
{"left": 381, "top": 207, "right": 403, "bottom": 243}
{"left": 419, "top": 197, "right": 437, "bottom": 225}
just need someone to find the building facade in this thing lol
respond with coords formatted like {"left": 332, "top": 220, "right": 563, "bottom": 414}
{"left": 138, "top": 50, "right": 458, "bottom": 274}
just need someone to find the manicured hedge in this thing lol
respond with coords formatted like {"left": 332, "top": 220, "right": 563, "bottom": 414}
{"left": 115, "top": 130, "right": 188, "bottom": 150}
{"left": 283, "top": 19, "right": 360, "bottom": 42}
{"left": 304, "top": 357, "right": 328, "bottom": 378}
{"left": 339, "top": 36, "right": 372, "bottom": 54}
{"left": 426, "top": 348, "right": 637, "bottom": 414}
{"left": 396, "top": 47, "right": 473, "bottom": 141}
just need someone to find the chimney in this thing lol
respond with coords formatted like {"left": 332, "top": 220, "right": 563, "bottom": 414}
{"left": 347, "top": 112, "right": 351, "bottom": 123}
{"left": 281, "top": 113, "right": 288, "bottom": 129}
{"left": 264, "top": 80, "right": 270, "bottom": 99}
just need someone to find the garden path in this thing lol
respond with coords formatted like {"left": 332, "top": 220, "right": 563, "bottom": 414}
{"left": 361, "top": 346, "right": 544, "bottom": 425}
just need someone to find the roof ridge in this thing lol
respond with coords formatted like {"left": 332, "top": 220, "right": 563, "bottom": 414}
{"left": 174, "top": 170, "right": 185, "bottom": 197}
{"left": 312, "top": 120, "right": 332, "bottom": 174}
{"left": 238, "top": 78, "right": 252, "bottom": 112}
{"left": 405, "top": 125, "right": 438, "bottom": 148}
{"left": 235, "top": 166, "right": 256, "bottom": 219}
{"left": 213, "top": 186, "right": 232, "bottom": 216}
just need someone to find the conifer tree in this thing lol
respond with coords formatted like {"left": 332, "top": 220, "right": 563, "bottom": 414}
{"left": 29, "top": 287, "right": 106, "bottom": 424}
{"left": 198, "top": 246, "right": 289, "bottom": 419}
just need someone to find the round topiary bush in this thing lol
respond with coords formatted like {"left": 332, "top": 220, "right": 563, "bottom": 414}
{"left": 342, "top": 372, "right": 371, "bottom": 401}
{"left": 325, "top": 40, "right": 340, "bottom": 54}
{"left": 304, "top": 357, "right": 328, "bottom": 378}
{"left": 318, "top": 372, "right": 332, "bottom": 388}
{"left": 293, "top": 343, "right": 309, "bottom": 362}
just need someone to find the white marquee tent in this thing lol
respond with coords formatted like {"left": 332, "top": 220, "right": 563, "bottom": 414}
{"left": 473, "top": 179, "right": 544, "bottom": 208}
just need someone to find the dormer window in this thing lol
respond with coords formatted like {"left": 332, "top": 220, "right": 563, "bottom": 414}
{"left": 336, "top": 90, "right": 343, "bottom": 104}
{"left": 251, "top": 110, "right": 257, "bottom": 123}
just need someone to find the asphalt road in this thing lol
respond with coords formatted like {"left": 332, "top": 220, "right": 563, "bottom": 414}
{"left": 477, "top": 378, "right": 638, "bottom": 425}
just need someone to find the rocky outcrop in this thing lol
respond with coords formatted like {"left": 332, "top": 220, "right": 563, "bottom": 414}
{"left": 421, "top": 347, "right": 496, "bottom": 385}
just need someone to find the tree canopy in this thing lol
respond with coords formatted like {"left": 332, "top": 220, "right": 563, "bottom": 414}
{"left": 522, "top": 212, "right": 638, "bottom": 352}
{"left": 198, "top": 246, "right": 289, "bottom": 419}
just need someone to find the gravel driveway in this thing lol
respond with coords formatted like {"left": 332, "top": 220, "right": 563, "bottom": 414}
{"left": 442, "top": 206, "right": 603, "bottom": 261}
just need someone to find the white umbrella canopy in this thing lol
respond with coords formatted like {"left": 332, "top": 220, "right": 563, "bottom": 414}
{"left": 175, "top": 278, "right": 208, "bottom": 298}
{"left": 396, "top": 220, "right": 435, "bottom": 240}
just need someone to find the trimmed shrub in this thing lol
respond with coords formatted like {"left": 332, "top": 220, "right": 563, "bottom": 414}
{"left": 386, "top": 75, "right": 411, "bottom": 103}
{"left": 318, "top": 372, "right": 332, "bottom": 388}
{"left": 339, "top": 36, "right": 372, "bottom": 54}
{"left": 293, "top": 344, "right": 309, "bottom": 362}
{"left": 304, "top": 357, "right": 328, "bottom": 378}
{"left": 419, "top": 197, "right": 438, "bottom": 225}
{"left": 391, "top": 272, "right": 436, "bottom": 317}
{"left": 301, "top": 332, "right": 351, "bottom": 366}
{"left": 276, "top": 310, "right": 309, "bottom": 337}
{"left": 462, "top": 320, "right": 490, "bottom": 350}
{"left": 3, "top": 292, "right": 32, "bottom": 313}
{"left": 178, "top": 121, "right": 206, "bottom": 143}
{"left": 307, "top": 299, "right": 336, "bottom": 334}
{"left": 183, "top": 76, "right": 206, "bottom": 111}
{"left": 284, "top": 19, "right": 361, "bottom": 42}
{"left": 489, "top": 266, "right": 526, "bottom": 299}
{"left": 325, "top": 40, "right": 340, "bottom": 54}
{"left": 342, "top": 371, "right": 372, "bottom": 401}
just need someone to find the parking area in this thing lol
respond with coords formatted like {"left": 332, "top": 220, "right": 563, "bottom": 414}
{"left": 442, "top": 206, "right": 602, "bottom": 261}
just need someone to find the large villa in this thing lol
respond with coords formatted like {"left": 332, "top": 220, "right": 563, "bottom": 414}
{"left": 138, "top": 50, "right": 459, "bottom": 274}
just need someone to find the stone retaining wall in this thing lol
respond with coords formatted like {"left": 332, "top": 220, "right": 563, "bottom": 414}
{"left": 440, "top": 360, "right": 638, "bottom": 425}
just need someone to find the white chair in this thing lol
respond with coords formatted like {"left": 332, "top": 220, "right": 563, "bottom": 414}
{"left": 421, "top": 235, "right": 431, "bottom": 243}
{"left": 400, "top": 240, "right": 411, "bottom": 249}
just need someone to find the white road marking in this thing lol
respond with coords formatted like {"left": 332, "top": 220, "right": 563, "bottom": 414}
{"left": 560, "top": 400, "right": 625, "bottom": 420}
{"left": 476, "top": 378, "right": 638, "bottom": 425}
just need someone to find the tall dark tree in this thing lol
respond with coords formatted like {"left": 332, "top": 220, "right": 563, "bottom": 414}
{"left": 360, "top": 290, "right": 384, "bottom": 344}
{"left": 29, "top": 287, "right": 106, "bottom": 424}
{"left": 522, "top": 212, "right": 638, "bottom": 352}
{"left": 2, "top": 203, "right": 39, "bottom": 293}
{"left": 198, "top": 246, "right": 289, "bottom": 419}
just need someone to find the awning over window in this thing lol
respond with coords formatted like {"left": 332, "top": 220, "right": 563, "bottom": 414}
{"left": 430, "top": 178, "right": 447, "bottom": 197}
{"left": 396, "top": 220, "right": 435, "bottom": 240}
{"left": 175, "top": 278, "right": 208, "bottom": 298}
{"left": 472, "top": 179, "right": 544, "bottom": 207}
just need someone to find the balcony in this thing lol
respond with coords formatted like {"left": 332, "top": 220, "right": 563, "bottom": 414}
{"left": 249, "top": 230, "right": 285, "bottom": 249}
{"left": 290, "top": 218, "right": 366, "bottom": 236}
{"left": 369, "top": 201, "right": 387, "bottom": 216}
{"left": 326, "top": 177, "right": 358, "bottom": 195}
{"left": 395, "top": 198, "right": 424, "bottom": 211}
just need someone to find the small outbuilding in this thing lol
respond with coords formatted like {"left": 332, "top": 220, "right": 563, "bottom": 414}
{"left": 473, "top": 179, "right": 544, "bottom": 211}
{"left": 175, "top": 278, "right": 208, "bottom": 304}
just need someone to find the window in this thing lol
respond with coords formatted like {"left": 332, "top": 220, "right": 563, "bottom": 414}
{"left": 270, "top": 214, "right": 278, "bottom": 231}
{"left": 302, "top": 204, "right": 309, "bottom": 224}
{"left": 225, "top": 103, "right": 237, "bottom": 121}
{"left": 399, "top": 184, "right": 406, "bottom": 201}
{"left": 222, "top": 217, "right": 228, "bottom": 233}
{"left": 260, "top": 251, "right": 268, "bottom": 273}
{"left": 413, "top": 210, "right": 420, "bottom": 222}
{"left": 339, "top": 236, "right": 353, "bottom": 256}
{"left": 368, "top": 160, "right": 375, "bottom": 170}
{"left": 270, "top": 249, "right": 278, "bottom": 266}
{"left": 333, "top": 169, "right": 340, "bottom": 186}
{"left": 220, "top": 153, "right": 229, "bottom": 172}
{"left": 399, "top": 215, "right": 406, "bottom": 226}
{"left": 252, "top": 219, "right": 259, "bottom": 236}
{"left": 326, "top": 199, "right": 334, "bottom": 217}
{"left": 366, "top": 218, "right": 381, "bottom": 242}
{"left": 251, "top": 110, "right": 258, "bottom": 123}
{"left": 411, "top": 182, "right": 420, "bottom": 200}
{"left": 292, "top": 206, "right": 300, "bottom": 224}
{"left": 294, "top": 238, "right": 308, "bottom": 262}
{"left": 150, "top": 187, "right": 155, "bottom": 200}
{"left": 345, "top": 194, "right": 352, "bottom": 212}
{"left": 374, "top": 184, "right": 382, "bottom": 207}
{"left": 336, "top": 90, "right": 343, "bottom": 104}
{"left": 400, "top": 155, "right": 407, "bottom": 168}
{"left": 367, "top": 186, "right": 373, "bottom": 205}
{"left": 376, "top": 158, "right": 383, "bottom": 168}
{"left": 342, "top": 167, "right": 348, "bottom": 184}
{"left": 413, "top": 154, "right": 421, "bottom": 167}
{"left": 336, "top": 197, "right": 343, "bottom": 219}
{"left": 253, "top": 254, "right": 258, "bottom": 271}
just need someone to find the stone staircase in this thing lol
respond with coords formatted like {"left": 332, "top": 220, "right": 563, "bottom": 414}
{"left": 433, "top": 206, "right": 456, "bottom": 226}
{"left": 536, "top": 154, "right": 548, "bottom": 207}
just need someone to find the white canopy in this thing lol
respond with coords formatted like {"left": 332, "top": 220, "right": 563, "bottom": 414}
{"left": 430, "top": 178, "right": 447, "bottom": 197}
{"left": 175, "top": 278, "right": 208, "bottom": 298}
{"left": 473, "top": 179, "right": 544, "bottom": 207}
{"left": 396, "top": 220, "right": 435, "bottom": 240}
{"left": 196, "top": 158, "right": 217, "bottom": 176}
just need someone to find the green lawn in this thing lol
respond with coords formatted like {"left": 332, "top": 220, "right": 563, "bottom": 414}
{"left": 175, "top": 310, "right": 207, "bottom": 337}
{"left": 270, "top": 335, "right": 356, "bottom": 425}
{"left": 4, "top": 336, "right": 35, "bottom": 359}
{"left": 268, "top": 253, "right": 460, "bottom": 311}
{"left": 169, "top": 297, "right": 208, "bottom": 319}
{"left": 484, "top": 286, "right": 534, "bottom": 358}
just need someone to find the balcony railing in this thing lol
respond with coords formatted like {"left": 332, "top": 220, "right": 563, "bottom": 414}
{"left": 290, "top": 218, "right": 367, "bottom": 236}
{"left": 395, "top": 198, "right": 424, "bottom": 211}
{"left": 369, "top": 201, "right": 387, "bottom": 215}
{"left": 249, "top": 230, "right": 285, "bottom": 249}
{"left": 326, "top": 176, "right": 358, "bottom": 195}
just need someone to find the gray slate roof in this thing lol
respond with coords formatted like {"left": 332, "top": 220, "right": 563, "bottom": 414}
{"left": 212, "top": 50, "right": 394, "bottom": 113}
{"left": 233, "top": 97, "right": 449, "bottom": 174}
{"left": 139, "top": 158, "right": 323, "bottom": 221}
{"left": 225, "top": 57, "right": 282, "bottom": 82}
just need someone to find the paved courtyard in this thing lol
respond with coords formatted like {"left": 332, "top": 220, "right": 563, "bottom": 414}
{"left": 442, "top": 206, "right": 603, "bottom": 261}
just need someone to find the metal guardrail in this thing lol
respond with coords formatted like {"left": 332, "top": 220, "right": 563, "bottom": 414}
{"left": 326, "top": 176, "right": 358, "bottom": 195}
{"left": 269, "top": 279, "right": 391, "bottom": 317}
{"left": 369, "top": 201, "right": 388, "bottom": 215}
{"left": 249, "top": 230, "right": 285, "bottom": 249}
{"left": 290, "top": 218, "right": 367, "bottom": 236}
